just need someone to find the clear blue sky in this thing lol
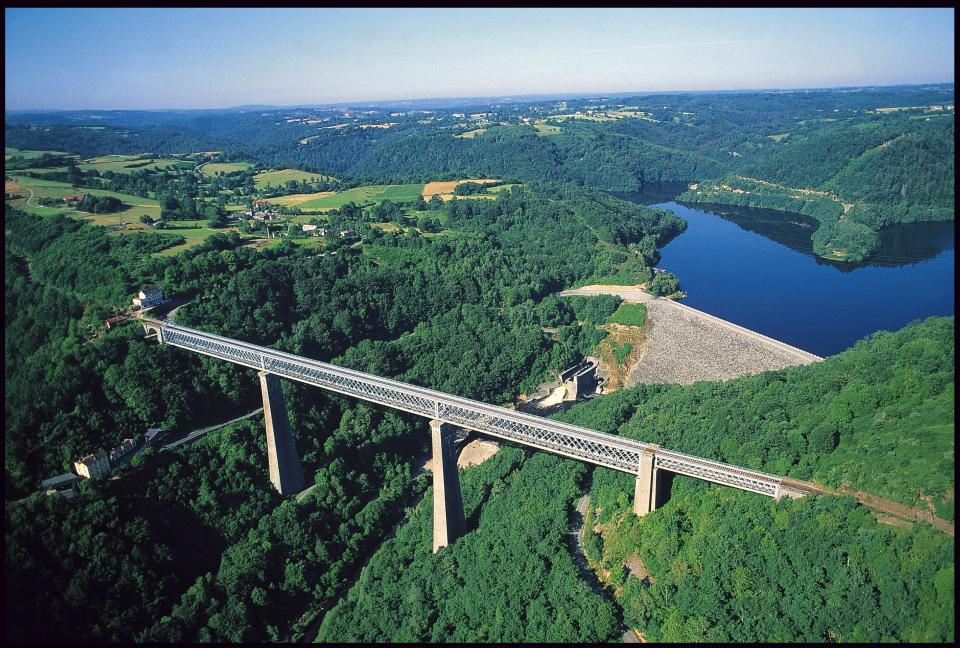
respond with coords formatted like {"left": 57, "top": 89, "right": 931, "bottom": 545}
{"left": 4, "top": 8, "right": 955, "bottom": 110}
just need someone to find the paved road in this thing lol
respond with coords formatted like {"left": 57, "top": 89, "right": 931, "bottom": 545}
{"left": 163, "top": 408, "right": 263, "bottom": 449}
{"left": 622, "top": 628, "right": 643, "bottom": 643}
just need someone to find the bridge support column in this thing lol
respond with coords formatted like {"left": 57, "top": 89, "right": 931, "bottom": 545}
{"left": 431, "top": 419, "right": 465, "bottom": 553}
{"left": 634, "top": 445, "right": 665, "bottom": 517}
{"left": 259, "top": 371, "right": 306, "bottom": 496}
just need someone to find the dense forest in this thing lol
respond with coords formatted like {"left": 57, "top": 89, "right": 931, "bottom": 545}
{"left": 316, "top": 317, "right": 955, "bottom": 643}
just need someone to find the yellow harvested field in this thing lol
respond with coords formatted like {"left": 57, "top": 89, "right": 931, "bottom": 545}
{"left": 422, "top": 181, "right": 458, "bottom": 197}
{"left": 422, "top": 178, "right": 502, "bottom": 200}
{"left": 5, "top": 180, "right": 26, "bottom": 196}
{"left": 269, "top": 191, "right": 336, "bottom": 206}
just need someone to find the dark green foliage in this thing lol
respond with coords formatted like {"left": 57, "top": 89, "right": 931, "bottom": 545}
{"left": 592, "top": 486, "right": 954, "bottom": 643}
{"left": 4, "top": 493, "right": 182, "bottom": 642}
{"left": 648, "top": 271, "right": 679, "bottom": 296}
{"left": 317, "top": 449, "right": 620, "bottom": 642}
{"left": 564, "top": 294, "right": 622, "bottom": 324}
{"left": 810, "top": 219, "right": 881, "bottom": 262}
{"left": 76, "top": 194, "right": 123, "bottom": 213}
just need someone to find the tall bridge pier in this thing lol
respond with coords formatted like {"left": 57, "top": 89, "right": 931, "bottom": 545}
{"left": 431, "top": 420, "right": 465, "bottom": 553}
{"left": 634, "top": 445, "right": 671, "bottom": 516}
{"left": 259, "top": 371, "right": 306, "bottom": 496}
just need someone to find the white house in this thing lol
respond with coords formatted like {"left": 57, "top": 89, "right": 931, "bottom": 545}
{"left": 74, "top": 451, "right": 110, "bottom": 479}
{"left": 132, "top": 287, "right": 164, "bottom": 310}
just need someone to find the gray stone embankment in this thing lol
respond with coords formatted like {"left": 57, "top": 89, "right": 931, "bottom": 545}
{"left": 627, "top": 299, "right": 819, "bottom": 386}
{"left": 560, "top": 285, "right": 821, "bottom": 386}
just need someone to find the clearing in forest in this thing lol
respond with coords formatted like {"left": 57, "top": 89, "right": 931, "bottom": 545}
{"left": 422, "top": 178, "right": 503, "bottom": 201}
{"left": 454, "top": 128, "right": 486, "bottom": 139}
{"left": 253, "top": 169, "right": 336, "bottom": 189}
{"left": 200, "top": 162, "right": 253, "bottom": 176}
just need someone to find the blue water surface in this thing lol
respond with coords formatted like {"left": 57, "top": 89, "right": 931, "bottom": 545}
{"left": 619, "top": 191, "right": 954, "bottom": 357}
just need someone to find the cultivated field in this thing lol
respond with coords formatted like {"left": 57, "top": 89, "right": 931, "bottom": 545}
{"left": 253, "top": 169, "right": 336, "bottom": 189}
{"left": 200, "top": 162, "right": 253, "bottom": 176}
{"left": 422, "top": 178, "right": 503, "bottom": 201}
{"left": 5, "top": 147, "right": 70, "bottom": 160}
{"left": 77, "top": 155, "right": 193, "bottom": 174}
{"left": 267, "top": 184, "right": 425, "bottom": 211}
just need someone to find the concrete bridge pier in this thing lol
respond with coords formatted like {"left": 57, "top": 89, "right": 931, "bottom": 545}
{"left": 634, "top": 445, "right": 670, "bottom": 516}
{"left": 431, "top": 419, "right": 465, "bottom": 553}
{"left": 259, "top": 371, "right": 306, "bottom": 496}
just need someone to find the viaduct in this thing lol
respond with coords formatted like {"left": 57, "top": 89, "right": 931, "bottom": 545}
{"left": 141, "top": 318, "right": 807, "bottom": 552}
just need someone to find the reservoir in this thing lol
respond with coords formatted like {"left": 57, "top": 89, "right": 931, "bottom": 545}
{"left": 616, "top": 185, "right": 955, "bottom": 357}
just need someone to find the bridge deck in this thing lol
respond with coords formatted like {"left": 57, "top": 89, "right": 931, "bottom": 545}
{"left": 145, "top": 318, "right": 784, "bottom": 498}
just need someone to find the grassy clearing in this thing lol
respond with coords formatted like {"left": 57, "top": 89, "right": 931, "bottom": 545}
{"left": 77, "top": 157, "right": 192, "bottom": 174}
{"left": 200, "top": 162, "right": 252, "bottom": 177}
{"left": 253, "top": 169, "right": 336, "bottom": 189}
{"left": 533, "top": 123, "right": 561, "bottom": 136}
{"left": 5, "top": 147, "right": 70, "bottom": 160}
{"left": 150, "top": 227, "right": 241, "bottom": 256}
{"left": 767, "top": 133, "right": 791, "bottom": 142}
{"left": 454, "top": 128, "right": 487, "bottom": 139}
{"left": 7, "top": 174, "right": 162, "bottom": 222}
{"left": 605, "top": 303, "right": 647, "bottom": 327}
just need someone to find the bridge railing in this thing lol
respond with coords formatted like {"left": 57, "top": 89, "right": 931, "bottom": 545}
{"left": 159, "top": 322, "right": 648, "bottom": 473}
{"left": 155, "top": 320, "right": 785, "bottom": 496}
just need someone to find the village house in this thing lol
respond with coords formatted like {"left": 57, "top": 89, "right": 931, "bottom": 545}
{"left": 108, "top": 438, "right": 138, "bottom": 465}
{"left": 144, "top": 427, "right": 166, "bottom": 446}
{"left": 74, "top": 450, "right": 110, "bottom": 479}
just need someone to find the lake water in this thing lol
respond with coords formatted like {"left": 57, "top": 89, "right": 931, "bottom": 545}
{"left": 616, "top": 186, "right": 955, "bottom": 357}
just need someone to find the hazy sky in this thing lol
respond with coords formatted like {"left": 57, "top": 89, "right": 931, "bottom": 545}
{"left": 5, "top": 8, "right": 955, "bottom": 110}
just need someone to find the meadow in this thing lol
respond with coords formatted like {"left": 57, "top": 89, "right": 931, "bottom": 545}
{"left": 253, "top": 169, "right": 336, "bottom": 189}
{"left": 200, "top": 162, "right": 253, "bottom": 176}
{"left": 268, "top": 183, "right": 425, "bottom": 211}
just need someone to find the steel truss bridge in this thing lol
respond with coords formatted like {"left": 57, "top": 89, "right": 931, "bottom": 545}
{"left": 144, "top": 319, "right": 785, "bottom": 499}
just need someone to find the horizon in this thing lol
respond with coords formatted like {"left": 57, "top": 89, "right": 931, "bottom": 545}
{"left": 6, "top": 81, "right": 956, "bottom": 114}
{"left": 5, "top": 8, "right": 955, "bottom": 111}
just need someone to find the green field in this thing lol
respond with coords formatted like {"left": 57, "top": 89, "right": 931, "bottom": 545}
{"left": 455, "top": 128, "right": 486, "bottom": 139}
{"left": 253, "top": 169, "right": 336, "bottom": 189}
{"left": 268, "top": 183, "right": 425, "bottom": 211}
{"left": 533, "top": 123, "right": 561, "bottom": 136}
{"left": 5, "top": 147, "right": 71, "bottom": 160}
{"left": 150, "top": 227, "right": 233, "bottom": 256}
{"left": 200, "top": 162, "right": 253, "bottom": 176}
{"left": 6, "top": 174, "right": 162, "bottom": 222}
{"left": 78, "top": 156, "right": 192, "bottom": 174}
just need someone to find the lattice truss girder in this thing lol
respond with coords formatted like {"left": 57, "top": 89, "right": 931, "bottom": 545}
{"left": 655, "top": 453, "right": 780, "bottom": 496}
{"left": 160, "top": 323, "right": 783, "bottom": 495}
